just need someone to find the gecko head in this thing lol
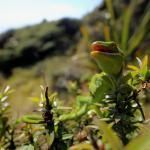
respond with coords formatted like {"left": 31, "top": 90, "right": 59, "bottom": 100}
{"left": 91, "top": 41, "right": 119, "bottom": 55}
{"left": 91, "top": 41, "right": 124, "bottom": 76}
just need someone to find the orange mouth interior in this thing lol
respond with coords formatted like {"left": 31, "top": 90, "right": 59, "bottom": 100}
{"left": 91, "top": 43, "right": 114, "bottom": 53}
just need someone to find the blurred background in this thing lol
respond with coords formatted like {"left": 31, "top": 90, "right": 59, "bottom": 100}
{"left": 0, "top": 0, "right": 149, "bottom": 117}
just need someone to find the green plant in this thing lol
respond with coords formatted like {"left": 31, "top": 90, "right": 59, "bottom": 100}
{"left": 22, "top": 87, "right": 74, "bottom": 149}
{"left": 87, "top": 41, "right": 148, "bottom": 144}
{"left": 69, "top": 120, "right": 150, "bottom": 150}
{"left": 104, "top": 0, "right": 150, "bottom": 57}
{"left": 0, "top": 49, "right": 149, "bottom": 149}
{"left": 0, "top": 86, "right": 16, "bottom": 149}
{"left": 20, "top": 41, "right": 150, "bottom": 149}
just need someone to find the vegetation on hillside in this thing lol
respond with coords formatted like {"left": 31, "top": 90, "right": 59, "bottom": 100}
{"left": 0, "top": 0, "right": 150, "bottom": 149}
{"left": 0, "top": 18, "right": 81, "bottom": 75}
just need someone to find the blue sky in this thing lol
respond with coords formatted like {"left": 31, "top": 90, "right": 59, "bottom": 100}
{"left": 0, "top": 0, "right": 101, "bottom": 33}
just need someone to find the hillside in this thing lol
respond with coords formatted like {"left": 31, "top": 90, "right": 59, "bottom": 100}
{"left": 0, "top": 18, "right": 81, "bottom": 76}
{"left": 0, "top": 0, "right": 150, "bottom": 116}
{"left": 0, "top": 18, "right": 94, "bottom": 116}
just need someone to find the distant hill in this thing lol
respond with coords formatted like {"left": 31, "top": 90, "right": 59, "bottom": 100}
{"left": 0, "top": 18, "right": 81, "bottom": 75}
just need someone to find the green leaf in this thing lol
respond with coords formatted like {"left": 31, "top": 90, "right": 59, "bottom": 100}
{"left": 89, "top": 73, "right": 113, "bottom": 101}
{"left": 124, "top": 133, "right": 150, "bottom": 150}
{"left": 96, "top": 121, "right": 123, "bottom": 150}
{"left": 128, "top": 65, "right": 139, "bottom": 71}
{"left": 56, "top": 106, "right": 72, "bottom": 110}
{"left": 69, "top": 143, "right": 94, "bottom": 150}
{"left": 127, "top": 2, "right": 150, "bottom": 56}
{"left": 76, "top": 95, "right": 92, "bottom": 107}
{"left": 17, "top": 144, "right": 34, "bottom": 150}
{"left": 121, "top": 1, "right": 136, "bottom": 51}
{"left": 121, "top": 73, "right": 132, "bottom": 83}
{"left": 46, "top": 131, "right": 55, "bottom": 148}
{"left": 105, "top": 0, "right": 118, "bottom": 42}
{"left": 29, "top": 97, "right": 41, "bottom": 103}
{"left": 140, "top": 55, "right": 148, "bottom": 79}
{"left": 49, "top": 92, "right": 57, "bottom": 101}
{"left": 141, "top": 55, "right": 148, "bottom": 70}
{"left": 62, "top": 133, "right": 73, "bottom": 140}
{"left": 59, "top": 105, "right": 88, "bottom": 122}
{"left": 22, "top": 114, "right": 44, "bottom": 124}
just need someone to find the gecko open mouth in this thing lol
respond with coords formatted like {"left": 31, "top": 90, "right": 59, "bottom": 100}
{"left": 91, "top": 41, "right": 119, "bottom": 56}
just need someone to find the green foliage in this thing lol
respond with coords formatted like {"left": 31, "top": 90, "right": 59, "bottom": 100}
{"left": 0, "top": 54, "right": 149, "bottom": 149}
{"left": 127, "top": 2, "right": 150, "bottom": 55}
{"left": 17, "top": 53, "right": 149, "bottom": 149}
{"left": 105, "top": 0, "right": 119, "bottom": 42}
{"left": 96, "top": 121, "right": 123, "bottom": 150}
{"left": 70, "top": 143, "right": 94, "bottom": 150}
{"left": 124, "top": 132, "right": 150, "bottom": 150}
{"left": 22, "top": 87, "right": 74, "bottom": 149}
{"left": 0, "top": 18, "right": 81, "bottom": 75}
{"left": 0, "top": 86, "right": 12, "bottom": 137}
{"left": 0, "top": 86, "right": 16, "bottom": 149}
{"left": 128, "top": 55, "right": 150, "bottom": 81}
{"left": 121, "top": 1, "right": 136, "bottom": 50}
{"left": 70, "top": 120, "right": 150, "bottom": 150}
{"left": 0, "top": 1, "right": 149, "bottom": 149}
{"left": 89, "top": 72, "right": 113, "bottom": 101}
{"left": 104, "top": 0, "right": 150, "bottom": 57}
